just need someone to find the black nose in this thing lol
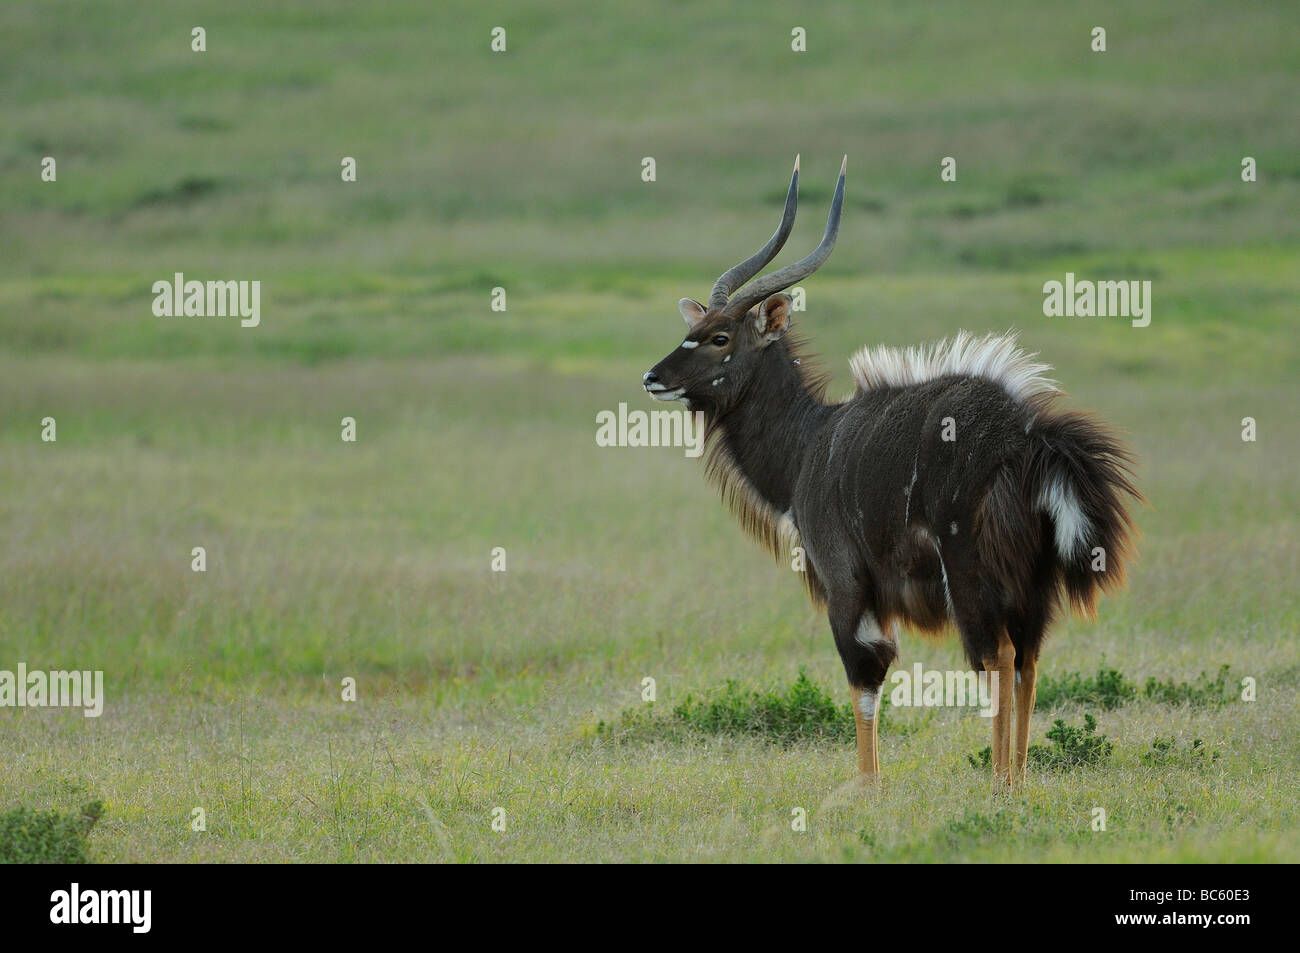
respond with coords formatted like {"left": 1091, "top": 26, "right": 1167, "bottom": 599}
{"left": 642, "top": 370, "right": 658, "bottom": 384}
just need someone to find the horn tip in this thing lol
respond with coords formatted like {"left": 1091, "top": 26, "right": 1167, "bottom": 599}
{"left": 840, "top": 154, "right": 848, "bottom": 174}
{"left": 793, "top": 154, "right": 800, "bottom": 172}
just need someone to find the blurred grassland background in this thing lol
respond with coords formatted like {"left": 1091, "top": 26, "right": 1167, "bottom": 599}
{"left": 0, "top": 0, "right": 1297, "bottom": 861}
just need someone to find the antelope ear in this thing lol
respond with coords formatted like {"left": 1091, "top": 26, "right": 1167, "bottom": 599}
{"left": 678, "top": 298, "right": 707, "bottom": 328}
{"left": 755, "top": 293, "right": 793, "bottom": 343}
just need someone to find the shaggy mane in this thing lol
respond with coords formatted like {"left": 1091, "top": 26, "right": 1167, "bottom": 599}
{"left": 848, "top": 330, "right": 1058, "bottom": 405}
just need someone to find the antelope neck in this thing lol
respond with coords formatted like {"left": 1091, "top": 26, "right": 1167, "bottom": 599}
{"left": 708, "top": 343, "right": 835, "bottom": 514}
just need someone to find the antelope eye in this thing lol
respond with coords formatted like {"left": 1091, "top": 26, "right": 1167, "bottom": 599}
{"left": 711, "top": 334, "right": 730, "bottom": 347}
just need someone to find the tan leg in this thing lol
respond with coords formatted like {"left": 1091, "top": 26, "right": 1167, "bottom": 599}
{"left": 849, "top": 685, "right": 880, "bottom": 780}
{"left": 982, "top": 629, "right": 1015, "bottom": 786}
{"left": 1013, "top": 653, "right": 1037, "bottom": 784}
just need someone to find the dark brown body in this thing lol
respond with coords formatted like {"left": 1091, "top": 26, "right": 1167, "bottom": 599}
{"left": 703, "top": 334, "right": 1137, "bottom": 692}
{"left": 644, "top": 157, "right": 1141, "bottom": 784}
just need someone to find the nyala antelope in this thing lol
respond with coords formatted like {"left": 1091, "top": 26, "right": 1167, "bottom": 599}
{"left": 643, "top": 156, "right": 1140, "bottom": 786}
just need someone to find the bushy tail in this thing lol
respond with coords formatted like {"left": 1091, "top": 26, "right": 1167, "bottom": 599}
{"left": 1024, "top": 408, "right": 1142, "bottom": 616}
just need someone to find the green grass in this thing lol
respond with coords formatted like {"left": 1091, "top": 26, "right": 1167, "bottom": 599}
{"left": 0, "top": 0, "right": 1297, "bottom": 862}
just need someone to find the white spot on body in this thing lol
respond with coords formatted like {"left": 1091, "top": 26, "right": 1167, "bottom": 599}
{"left": 854, "top": 614, "right": 895, "bottom": 649}
{"left": 723, "top": 354, "right": 731, "bottom": 363}
{"left": 858, "top": 689, "right": 880, "bottom": 720}
{"left": 711, "top": 377, "right": 724, "bottom": 387}
{"left": 949, "top": 521, "right": 958, "bottom": 535}
{"left": 680, "top": 339, "right": 699, "bottom": 349}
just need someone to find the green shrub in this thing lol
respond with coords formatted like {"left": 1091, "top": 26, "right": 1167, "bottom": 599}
{"left": 1036, "top": 666, "right": 1137, "bottom": 710}
{"left": 968, "top": 714, "right": 1112, "bottom": 771}
{"left": 1029, "top": 714, "right": 1113, "bottom": 769}
{"left": 597, "top": 668, "right": 855, "bottom": 746}
{"left": 1141, "top": 665, "right": 1234, "bottom": 707}
{"left": 0, "top": 801, "right": 103, "bottom": 864}
{"left": 936, "top": 809, "right": 1016, "bottom": 849}
{"left": 1036, "top": 664, "right": 1235, "bottom": 710}
{"left": 1140, "top": 736, "right": 1221, "bottom": 770}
